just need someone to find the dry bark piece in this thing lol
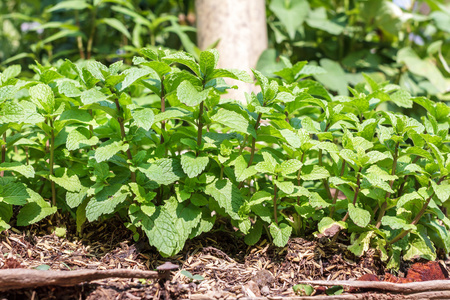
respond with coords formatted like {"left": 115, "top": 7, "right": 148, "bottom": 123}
{"left": 0, "top": 268, "right": 163, "bottom": 291}
{"left": 253, "top": 269, "right": 274, "bottom": 288}
{"left": 406, "top": 261, "right": 447, "bottom": 281}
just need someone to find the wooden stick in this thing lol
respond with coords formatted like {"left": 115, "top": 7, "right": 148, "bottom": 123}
{"left": 0, "top": 268, "right": 163, "bottom": 291}
{"left": 255, "top": 290, "right": 450, "bottom": 299}
{"left": 291, "top": 279, "right": 450, "bottom": 294}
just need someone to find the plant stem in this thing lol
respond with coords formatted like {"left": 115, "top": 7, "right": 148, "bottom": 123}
{"left": 49, "top": 119, "right": 56, "bottom": 206}
{"left": 25, "top": 147, "right": 29, "bottom": 165}
{"left": 75, "top": 11, "right": 85, "bottom": 60}
{"left": 0, "top": 133, "right": 6, "bottom": 177}
{"left": 86, "top": 8, "right": 98, "bottom": 59}
{"left": 319, "top": 149, "right": 332, "bottom": 200}
{"left": 396, "top": 156, "right": 421, "bottom": 197}
{"left": 273, "top": 175, "right": 278, "bottom": 225}
{"left": 376, "top": 142, "right": 399, "bottom": 228}
{"left": 388, "top": 177, "right": 446, "bottom": 245}
{"left": 329, "top": 160, "right": 346, "bottom": 217}
{"left": 296, "top": 152, "right": 305, "bottom": 205}
{"left": 113, "top": 93, "right": 135, "bottom": 182}
{"left": 160, "top": 77, "right": 166, "bottom": 144}
{"left": 196, "top": 101, "right": 204, "bottom": 157}
{"left": 342, "top": 167, "right": 362, "bottom": 222}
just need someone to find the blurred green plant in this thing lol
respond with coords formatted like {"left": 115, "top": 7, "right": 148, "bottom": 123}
{"left": 0, "top": 0, "right": 197, "bottom": 68}
{"left": 261, "top": 0, "right": 450, "bottom": 104}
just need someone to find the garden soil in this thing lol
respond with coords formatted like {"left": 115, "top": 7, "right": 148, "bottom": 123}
{"left": 0, "top": 218, "right": 448, "bottom": 300}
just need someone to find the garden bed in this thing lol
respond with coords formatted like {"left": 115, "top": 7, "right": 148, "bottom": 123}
{"left": 0, "top": 220, "right": 448, "bottom": 299}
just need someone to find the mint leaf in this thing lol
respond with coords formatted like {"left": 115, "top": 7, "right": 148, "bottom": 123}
{"left": 381, "top": 216, "right": 416, "bottom": 231}
{"left": 279, "top": 159, "right": 302, "bottom": 176}
{"left": 66, "top": 128, "right": 99, "bottom": 151}
{"left": 132, "top": 108, "right": 155, "bottom": 131}
{"left": 269, "top": 222, "right": 292, "bottom": 247}
{"left": 0, "top": 183, "right": 30, "bottom": 205}
{"left": 86, "top": 184, "right": 130, "bottom": 221}
{"left": 177, "top": 80, "right": 208, "bottom": 107}
{"left": 211, "top": 108, "right": 256, "bottom": 137}
{"left": 0, "top": 162, "right": 34, "bottom": 178}
{"left": 431, "top": 181, "right": 450, "bottom": 203}
{"left": 163, "top": 52, "right": 201, "bottom": 77}
{"left": 16, "top": 189, "right": 56, "bottom": 226}
{"left": 234, "top": 155, "right": 257, "bottom": 182}
{"left": 244, "top": 220, "right": 263, "bottom": 246}
{"left": 80, "top": 88, "right": 110, "bottom": 105}
{"left": 207, "top": 68, "right": 253, "bottom": 83}
{"left": 348, "top": 203, "right": 371, "bottom": 227}
{"left": 29, "top": 83, "right": 55, "bottom": 113}
{"left": 94, "top": 140, "right": 129, "bottom": 163}
{"left": 274, "top": 180, "right": 295, "bottom": 194}
{"left": 49, "top": 169, "right": 82, "bottom": 192}
{"left": 139, "top": 158, "right": 185, "bottom": 185}
{"left": 118, "top": 67, "right": 152, "bottom": 91}
{"left": 301, "top": 165, "right": 330, "bottom": 181}
{"left": 181, "top": 152, "right": 209, "bottom": 178}
{"left": 199, "top": 49, "right": 219, "bottom": 77}
{"left": 205, "top": 179, "right": 244, "bottom": 220}
{"left": 348, "top": 231, "right": 374, "bottom": 256}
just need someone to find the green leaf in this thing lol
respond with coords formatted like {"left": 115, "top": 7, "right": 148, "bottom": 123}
{"left": 390, "top": 89, "right": 413, "bottom": 108}
{"left": 0, "top": 85, "right": 18, "bottom": 102}
{"left": 397, "top": 191, "right": 422, "bottom": 208}
{"left": 139, "top": 158, "right": 185, "bottom": 185}
{"left": 177, "top": 80, "right": 208, "bottom": 107}
{"left": 317, "top": 217, "right": 345, "bottom": 236}
{"left": 211, "top": 108, "right": 256, "bottom": 137}
{"left": 275, "top": 180, "right": 295, "bottom": 194}
{"left": 100, "top": 18, "right": 131, "bottom": 39}
{"left": 205, "top": 179, "right": 244, "bottom": 220}
{"left": 66, "top": 187, "right": 88, "bottom": 208}
{"left": 94, "top": 140, "right": 129, "bottom": 163}
{"left": 80, "top": 88, "right": 110, "bottom": 104}
{"left": 86, "top": 184, "right": 130, "bottom": 221}
{"left": 381, "top": 216, "right": 416, "bottom": 231}
{"left": 279, "top": 159, "right": 302, "bottom": 176}
{"left": 269, "top": 223, "right": 292, "bottom": 247}
{"left": 348, "top": 231, "right": 374, "bottom": 256}
{"left": 269, "top": 0, "right": 310, "bottom": 39}
{"left": 49, "top": 169, "right": 82, "bottom": 192}
{"left": 301, "top": 165, "right": 330, "bottom": 181}
{"left": 132, "top": 108, "right": 155, "bottom": 131}
{"left": 0, "top": 183, "right": 30, "bottom": 205}
{"left": 46, "top": 0, "right": 92, "bottom": 12}
{"left": 431, "top": 181, "right": 450, "bottom": 203}
{"left": 0, "top": 162, "right": 34, "bottom": 178}
{"left": 280, "top": 128, "right": 302, "bottom": 148}
{"left": 66, "top": 128, "right": 99, "bottom": 151}
{"left": 163, "top": 52, "right": 201, "bottom": 77}
{"left": 29, "top": 83, "right": 55, "bottom": 113}
{"left": 293, "top": 284, "right": 314, "bottom": 296}
{"left": 118, "top": 67, "right": 152, "bottom": 91}
{"left": 255, "top": 152, "right": 278, "bottom": 174}
{"left": 143, "top": 207, "right": 177, "bottom": 257}
{"left": 348, "top": 203, "right": 371, "bottom": 228}
{"left": 181, "top": 152, "right": 209, "bottom": 178}
{"left": 404, "top": 227, "right": 436, "bottom": 261}
{"left": 326, "top": 286, "right": 344, "bottom": 296}
{"left": 234, "top": 155, "right": 257, "bottom": 182}
{"left": 16, "top": 189, "right": 56, "bottom": 226}
{"left": 244, "top": 220, "right": 263, "bottom": 245}
{"left": 199, "top": 49, "right": 218, "bottom": 77}
{"left": 207, "top": 68, "right": 253, "bottom": 83}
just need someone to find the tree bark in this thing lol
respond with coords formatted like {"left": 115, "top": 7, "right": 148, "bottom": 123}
{"left": 196, "top": 0, "right": 267, "bottom": 103}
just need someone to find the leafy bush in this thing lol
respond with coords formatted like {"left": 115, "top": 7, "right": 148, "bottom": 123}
{"left": 262, "top": 0, "right": 450, "bottom": 101}
{"left": 1, "top": 49, "right": 449, "bottom": 270}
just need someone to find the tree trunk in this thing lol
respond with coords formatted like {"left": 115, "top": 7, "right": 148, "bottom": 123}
{"left": 195, "top": 0, "right": 267, "bottom": 103}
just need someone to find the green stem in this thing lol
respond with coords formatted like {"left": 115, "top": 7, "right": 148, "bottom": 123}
{"left": 160, "top": 77, "right": 166, "bottom": 144}
{"left": 388, "top": 177, "right": 445, "bottom": 245}
{"left": 25, "top": 146, "right": 29, "bottom": 165}
{"left": 319, "top": 149, "right": 332, "bottom": 200}
{"left": 49, "top": 119, "right": 56, "bottom": 206}
{"left": 396, "top": 156, "right": 421, "bottom": 198}
{"left": 273, "top": 175, "right": 278, "bottom": 225}
{"left": 113, "top": 93, "right": 135, "bottom": 182}
{"left": 329, "top": 160, "right": 346, "bottom": 217}
{"left": 75, "top": 11, "right": 85, "bottom": 60}
{"left": 296, "top": 152, "right": 305, "bottom": 205}
{"left": 342, "top": 167, "right": 362, "bottom": 222}
{"left": 196, "top": 101, "right": 204, "bottom": 157}
{"left": 376, "top": 142, "right": 399, "bottom": 228}
{"left": 0, "top": 133, "right": 6, "bottom": 177}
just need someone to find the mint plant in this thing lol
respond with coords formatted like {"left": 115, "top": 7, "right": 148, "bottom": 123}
{"left": 0, "top": 49, "right": 449, "bottom": 268}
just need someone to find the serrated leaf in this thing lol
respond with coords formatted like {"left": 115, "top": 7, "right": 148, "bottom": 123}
{"left": 95, "top": 140, "right": 129, "bottom": 163}
{"left": 244, "top": 220, "right": 263, "bottom": 245}
{"left": 366, "top": 165, "right": 397, "bottom": 181}
{"left": 205, "top": 179, "right": 244, "bottom": 220}
{"left": 269, "top": 223, "right": 292, "bottom": 247}
{"left": 66, "top": 128, "right": 99, "bottom": 151}
{"left": 0, "top": 182, "right": 29, "bottom": 205}
{"left": 132, "top": 108, "right": 154, "bottom": 130}
{"left": 118, "top": 67, "right": 152, "bottom": 91}
{"left": 177, "top": 80, "right": 208, "bottom": 106}
{"left": 29, "top": 83, "right": 55, "bottom": 113}
{"left": 348, "top": 203, "right": 371, "bottom": 228}
{"left": 163, "top": 52, "right": 201, "bottom": 77}
{"left": 50, "top": 169, "right": 82, "bottom": 192}
{"left": 16, "top": 189, "right": 56, "bottom": 226}
{"left": 255, "top": 152, "right": 278, "bottom": 174}
{"left": 181, "top": 152, "right": 209, "bottom": 178}
{"left": 211, "top": 108, "right": 256, "bottom": 137}
{"left": 234, "top": 155, "right": 257, "bottom": 182}
{"left": 207, "top": 68, "right": 253, "bottom": 83}
{"left": 0, "top": 162, "right": 34, "bottom": 178}
{"left": 139, "top": 158, "right": 184, "bottom": 185}
{"left": 348, "top": 231, "right": 374, "bottom": 256}
{"left": 431, "top": 181, "right": 450, "bottom": 203}
{"left": 80, "top": 88, "right": 110, "bottom": 104}
{"left": 275, "top": 180, "right": 295, "bottom": 194}
{"left": 66, "top": 187, "right": 88, "bottom": 208}
{"left": 280, "top": 128, "right": 302, "bottom": 148}
{"left": 390, "top": 89, "right": 413, "bottom": 108}
{"left": 363, "top": 173, "right": 394, "bottom": 193}
{"left": 301, "top": 165, "right": 330, "bottom": 181}
{"left": 199, "top": 49, "right": 218, "bottom": 76}
{"left": 86, "top": 184, "right": 130, "bottom": 221}
{"left": 404, "top": 227, "right": 436, "bottom": 261}
{"left": 280, "top": 159, "right": 302, "bottom": 176}
{"left": 366, "top": 151, "right": 390, "bottom": 165}
{"left": 381, "top": 216, "right": 416, "bottom": 231}
{"left": 0, "top": 85, "right": 18, "bottom": 102}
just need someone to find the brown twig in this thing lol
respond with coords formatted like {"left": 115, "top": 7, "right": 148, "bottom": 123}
{"left": 0, "top": 268, "right": 165, "bottom": 291}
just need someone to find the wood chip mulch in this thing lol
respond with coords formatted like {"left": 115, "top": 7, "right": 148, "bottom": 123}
{"left": 0, "top": 219, "right": 449, "bottom": 299}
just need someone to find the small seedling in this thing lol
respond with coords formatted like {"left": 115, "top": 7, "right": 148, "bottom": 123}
{"left": 180, "top": 270, "right": 205, "bottom": 282}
